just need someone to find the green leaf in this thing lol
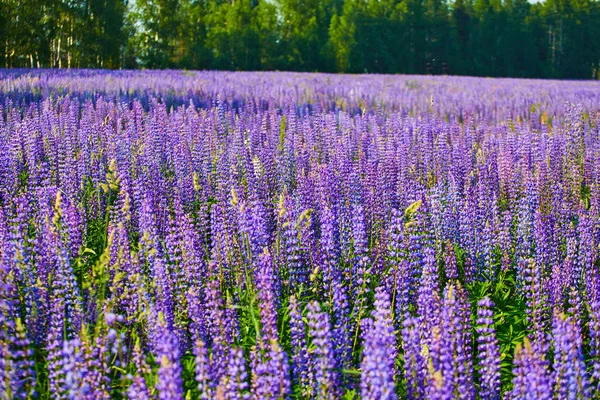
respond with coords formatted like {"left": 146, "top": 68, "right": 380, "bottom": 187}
{"left": 279, "top": 115, "right": 287, "bottom": 153}
{"left": 342, "top": 369, "right": 361, "bottom": 376}
{"left": 404, "top": 199, "right": 422, "bottom": 217}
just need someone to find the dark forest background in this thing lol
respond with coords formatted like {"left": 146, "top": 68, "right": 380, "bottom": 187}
{"left": 1, "top": 0, "right": 599, "bottom": 79}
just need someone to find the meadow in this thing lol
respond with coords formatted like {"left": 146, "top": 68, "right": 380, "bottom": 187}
{"left": 1, "top": 69, "right": 600, "bottom": 399}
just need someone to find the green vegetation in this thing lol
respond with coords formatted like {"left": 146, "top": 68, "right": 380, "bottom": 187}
{"left": 1, "top": 0, "right": 599, "bottom": 79}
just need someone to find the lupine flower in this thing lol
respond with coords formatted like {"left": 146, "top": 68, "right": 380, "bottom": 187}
{"left": 250, "top": 339, "right": 291, "bottom": 399}
{"left": 552, "top": 310, "right": 591, "bottom": 399}
{"left": 589, "top": 299, "right": 600, "bottom": 397}
{"left": 426, "top": 283, "right": 475, "bottom": 400}
{"left": 220, "top": 347, "right": 250, "bottom": 400}
{"left": 127, "top": 340, "right": 152, "bottom": 400}
{"left": 187, "top": 287, "right": 207, "bottom": 344}
{"left": 306, "top": 301, "right": 340, "bottom": 399}
{"left": 289, "top": 295, "right": 311, "bottom": 393}
{"left": 444, "top": 241, "right": 458, "bottom": 281}
{"left": 476, "top": 297, "right": 500, "bottom": 400}
{"left": 8, "top": 318, "right": 36, "bottom": 399}
{"left": 402, "top": 316, "right": 425, "bottom": 399}
{"left": 279, "top": 195, "right": 307, "bottom": 289}
{"left": 352, "top": 204, "right": 371, "bottom": 301}
{"left": 87, "top": 323, "right": 126, "bottom": 399}
{"left": 62, "top": 338, "right": 91, "bottom": 399}
{"left": 418, "top": 247, "right": 441, "bottom": 346}
{"left": 194, "top": 339, "right": 213, "bottom": 399}
{"left": 360, "top": 287, "right": 397, "bottom": 399}
{"left": 46, "top": 294, "right": 67, "bottom": 396}
{"left": 154, "top": 313, "right": 184, "bottom": 400}
{"left": 508, "top": 337, "right": 552, "bottom": 400}
{"left": 1, "top": 70, "right": 600, "bottom": 400}
{"left": 251, "top": 250, "right": 291, "bottom": 398}
{"left": 204, "top": 262, "right": 236, "bottom": 384}
{"left": 522, "top": 259, "right": 550, "bottom": 347}
{"left": 319, "top": 204, "right": 352, "bottom": 373}
{"left": 255, "top": 248, "right": 279, "bottom": 341}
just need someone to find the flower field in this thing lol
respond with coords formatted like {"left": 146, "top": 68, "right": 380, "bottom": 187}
{"left": 1, "top": 69, "right": 600, "bottom": 399}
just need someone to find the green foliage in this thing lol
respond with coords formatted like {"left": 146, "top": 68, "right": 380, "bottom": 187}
{"left": 1, "top": 0, "right": 127, "bottom": 68}
{"left": 2, "top": 0, "right": 599, "bottom": 78}
{"left": 468, "top": 268, "right": 528, "bottom": 393}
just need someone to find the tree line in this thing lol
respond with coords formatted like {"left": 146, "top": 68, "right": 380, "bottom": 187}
{"left": 1, "top": 0, "right": 599, "bottom": 79}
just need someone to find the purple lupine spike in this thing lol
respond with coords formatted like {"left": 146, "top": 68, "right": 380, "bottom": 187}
{"left": 386, "top": 208, "right": 405, "bottom": 292}
{"left": 387, "top": 207, "right": 414, "bottom": 324}
{"left": 0, "top": 206, "right": 8, "bottom": 261}
{"left": 515, "top": 194, "right": 534, "bottom": 285}
{"left": 7, "top": 195, "right": 35, "bottom": 300}
{"left": 62, "top": 338, "right": 92, "bottom": 399}
{"left": 209, "top": 200, "right": 230, "bottom": 277}
{"left": 590, "top": 300, "right": 600, "bottom": 397}
{"left": 109, "top": 220, "right": 142, "bottom": 326}
{"left": 567, "top": 286, "right": 584, "bottom": 330}
{"left": 0, "top": 261, "right": 19, "bottom": 399}
{"left": 204, "top": 263, "right": 229, "bottom": 384}
{"left": 46, "top": 195, "right": 84, "bottom": 334}
{"left": 352, "top": 203, "right": 371, "bottom": 301}
{"left": 187, "top": 288, "right": 208, "bottom": 344}
{"left": 63, "top": 198, "right": 84, "bottom": 260}
{"left": 154, "top": 312, "right": 184, "bottom": 400}
{"left": 255, "top": 248, "right": 279, "bottom": 341}
{"left": 137, "top": 192, "right": 161, "bottom": 277}
{"left": 237, "top": 197, "right": 255, "bottom": 265}
{"left": 533, "top": 210, "right": 550, "bottom": 276}
{"left": 250, "top": 250, "right": 291, "bottom": 399}
{"left": 289, "top": 295, "right": 312, "bottom": 395}
{"left": 417, "top": 247, "right": 441, "bottom": 346}
{"left": 194, "top": 339, "right": 213, "bottom": 399}
{"left": 476, "top": 297, "right": 501, "bottom": 400}
{"left": 239, "top": 189, "right": 269, "bottom": 263}
{"left": 297, "top": 203, "right": 316, "bottom": 286}
{"left": 250, "top": 339, "right": 291, "bottom": 399}
{"left": 127, "top": 340, "right": 152, "bottom": 400}
{"left": 444, "top": 241, "right": 459, "bottom": 281}
{"left": 46, "top": 293, "right": 67, "bottom": 397}
{"left": 319, "top": 204, "right": 352, "bottom": 374}
{"left": 522, "top": 259, "right": 550, "bottom": 348}
{"left": 395, "top": 259, "right": 413, "bottom": 326}
{"left": 8, "top": 318, "right": 36, "bottom": 399}
{"left": 176, "top": 201, "right": 206, "bottom": 290}
{"left": 425, "top": 325, "right": 451, "bottom": 399}
{"left": 153, "top": 255, "right": 176, "bottom": 334}
{"left": 401, "top": 316, "right": 425, "bottom": 400}
{"left": 578, "top": 210, "right": 595, "bottom": 287}
{"left": 279, "top": 195, "right": 307, "bottom": 290}
{"left": 306, "top": 301, "right": 340, "bottom": 399}
{"left": 428, "top": 188, "right": 445, "bottom": 256}
{"left": 360, "top": 287, "right": 397, "bottom": 399}
{"left": 458, "top": 194, "right": 477, "bottom": 270}
{"left": 454, "top": 284, "right": 475, "bottom": 399}
{"left": 163, "top": 210, "right": 192, "bottom": 353}
{"left": 427, "top": 283, "right": 475, "bottom": 400}
{"left": 481, "top": 218, "right": 495, "bottom": 280}
{"left": 164, "top": 213, "right": 186, "bottom": 298}
{"left": 428, "top": 285, "right": 457, "bottom": 399}
{"left": 0, "top": 321, "right": 11, "bottom": 399}
{"left": 552, "top": 310, "right": 591, "bottom": 399}
{"left": 78, "top": 325, "right": 112, "bottom": 400}
{"left": 220, "top": 347, "right": 250, "bottom": 400}
{"left": 498, "top": 210, "right": 513, "bottom": 272}
{"left": 508, "top": 337, "right": 552, "bottom": 400}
